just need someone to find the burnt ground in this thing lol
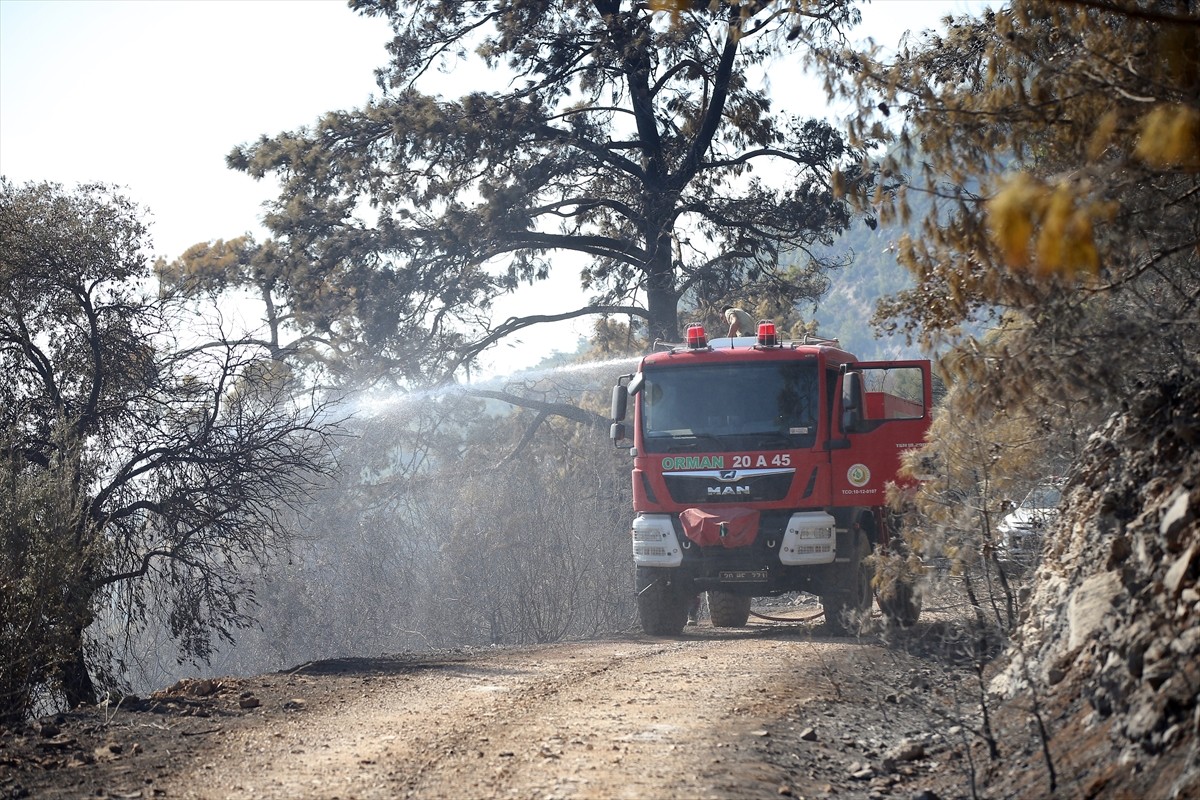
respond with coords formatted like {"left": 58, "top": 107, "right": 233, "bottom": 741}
{"left": 6, "top": 587, "right": 1192, "bottom": 800}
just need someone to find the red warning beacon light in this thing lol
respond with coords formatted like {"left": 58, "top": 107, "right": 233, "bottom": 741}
{"left": 756, "top": 320, "right": 778, "bottom": 347}
{"left": 685, "top": 324, "right": 708, "bottom": 349}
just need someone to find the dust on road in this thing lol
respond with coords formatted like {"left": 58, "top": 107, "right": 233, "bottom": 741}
{"left": 3, "top": 614, "right": 980, "bottom": 800}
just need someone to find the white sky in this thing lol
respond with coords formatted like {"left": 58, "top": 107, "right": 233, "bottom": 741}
{"left": 0, "top": 0, "right": 987, "bottom": 376}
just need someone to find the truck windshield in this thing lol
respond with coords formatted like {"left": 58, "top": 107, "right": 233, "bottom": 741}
{"left": 640, "top": 362, "right": 819, "bottom": 453}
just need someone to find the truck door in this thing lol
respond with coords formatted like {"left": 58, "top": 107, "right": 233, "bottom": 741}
{"left": 830, "top": 360, "right": 932, "bottom": 505}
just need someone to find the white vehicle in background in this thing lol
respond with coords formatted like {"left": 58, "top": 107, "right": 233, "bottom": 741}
{"left": 997, "top": 482, "right": 1063, "bottom": 570}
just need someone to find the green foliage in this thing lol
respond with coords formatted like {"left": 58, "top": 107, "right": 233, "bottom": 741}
{"left": 1, "top": 180, "right": 339, "bottom": 717}
{"left": 221, "top": 0, "right": 870, "bottom": 383}
{"left": 0, "top": 423, "right": 96, "bottom": 723}
{"left": 584, "top": 317, "right": 645, "bottom": 361}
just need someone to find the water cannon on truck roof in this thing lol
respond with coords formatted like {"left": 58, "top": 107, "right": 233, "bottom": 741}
{"left": 610, "top": 319, "right": 931, "bottom": 635}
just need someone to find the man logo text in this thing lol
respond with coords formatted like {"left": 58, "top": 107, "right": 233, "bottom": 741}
{"left": 708, "top": 486, "right": 751, "bottom": 496}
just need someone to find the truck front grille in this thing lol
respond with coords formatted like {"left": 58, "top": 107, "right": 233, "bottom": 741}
{"left": 663, "top": 470, "right": 795, "bottom": 503}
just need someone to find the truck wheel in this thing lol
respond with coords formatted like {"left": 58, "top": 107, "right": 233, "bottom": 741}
{"left": 821, "top": 531, "right": 874, "bottom": 635}
{"left": 879, "top": 581, "right": 922, "bottom": 628}
{"left": 708, "top": 591, "right": 752, "bottom": 627}
{"left": 635, "top": 567, "right": 690, "bottom": 636}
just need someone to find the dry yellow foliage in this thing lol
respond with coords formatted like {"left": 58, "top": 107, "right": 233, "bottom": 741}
{"left": 1135, "top": 105, "right": 1200, "bottom": 170}
{"left": 1034, "top": 184, "right": 1099, "bottom": 277}
{"left": 987, "top": 174, "right": 1106, "bottom": 278}
{"left": 648, "top": 0, "right": 689, "bottom": 23}
{"left": 986, "top": 173, "right": 1044, "bottom": 270}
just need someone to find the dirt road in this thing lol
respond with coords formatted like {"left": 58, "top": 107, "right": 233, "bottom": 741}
{"left": 4, "top": 609, "right": 986, "bottom": 800}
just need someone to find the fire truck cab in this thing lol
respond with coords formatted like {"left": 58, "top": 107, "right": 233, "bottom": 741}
{"left": 610, "top": 321, "right": 931, "bottom": 635}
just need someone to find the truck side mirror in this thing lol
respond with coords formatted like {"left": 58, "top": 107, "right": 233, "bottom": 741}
{"left": 610, "top": 422, "right": 627, "bottom": 442}
{"left": 611, "top": 384, "right": 628, "bottom": 422}
{"left": 842, "top": 371, "right": 864, "bottom": 433}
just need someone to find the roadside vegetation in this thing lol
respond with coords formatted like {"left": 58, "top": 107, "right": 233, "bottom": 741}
{"left": 3, "top": 5, "right": 1196, "bottom": 795}
{"left": 1, "top": 181, "right": 340, "bottom": 720}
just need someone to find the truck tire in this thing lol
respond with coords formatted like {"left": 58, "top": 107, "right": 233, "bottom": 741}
{"left": 821, "top": 530, "right": 874, "bottom": 635}
{"left": 635, "top": 567, "right": 690, "bottom": 636}
{"left": 708, "top": 591, "right": 752, "bottom": 628}
{"left": 879, "top": 581, "right": 922, "bottom": 628}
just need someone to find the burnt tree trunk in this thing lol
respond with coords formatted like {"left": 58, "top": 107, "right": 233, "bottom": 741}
{"left": 60, "top": 625, "right": 97, "bottom": 708}
{"left": 644, "top": 230, "right": 679, "bottom": 345}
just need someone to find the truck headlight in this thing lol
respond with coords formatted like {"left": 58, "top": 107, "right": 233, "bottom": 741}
{"left": 779, "top": 511, "right": 836, "bottom": 566}
{"left": 631, "top": 514, "right": 683, "bottom": 567}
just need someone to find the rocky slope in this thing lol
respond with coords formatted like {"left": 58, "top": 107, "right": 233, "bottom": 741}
{"left": 987, "top": 373, "right": 1199, "bottom": 798}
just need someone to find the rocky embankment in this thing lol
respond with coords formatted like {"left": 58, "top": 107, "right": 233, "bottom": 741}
{"left": 988, "top": 373, "right": 1199, "bottom": 798}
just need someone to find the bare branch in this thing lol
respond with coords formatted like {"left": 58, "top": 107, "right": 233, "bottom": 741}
{"left": 440, "top": 304, "right": 646, "bottom": 380}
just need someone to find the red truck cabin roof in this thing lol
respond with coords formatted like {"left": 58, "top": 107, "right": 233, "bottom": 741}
{"left": 638, "top": 336, "right": 856, "bottom": 370}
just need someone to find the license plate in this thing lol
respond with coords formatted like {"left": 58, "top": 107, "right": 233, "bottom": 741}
{"left": 719, "top": 570, "right": 768, "bottom": 582}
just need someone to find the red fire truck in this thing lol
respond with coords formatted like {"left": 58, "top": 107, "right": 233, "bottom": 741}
{"left": 610, "top": 321, "right": 931, "bottom": 635}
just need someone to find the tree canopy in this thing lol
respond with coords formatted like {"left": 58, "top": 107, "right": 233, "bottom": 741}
{"left": 0, "top": 180, "right": 339, "bottom": 717}
{"left": 806, "top": 0, "right": 1199, "bottom": 416}
{"left": 210, "top": 0, "right": 871, "bottom": 384}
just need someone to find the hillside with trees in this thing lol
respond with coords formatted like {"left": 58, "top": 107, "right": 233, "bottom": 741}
{"left": 789, "top": 216, "right": 928, "bottom": 360}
